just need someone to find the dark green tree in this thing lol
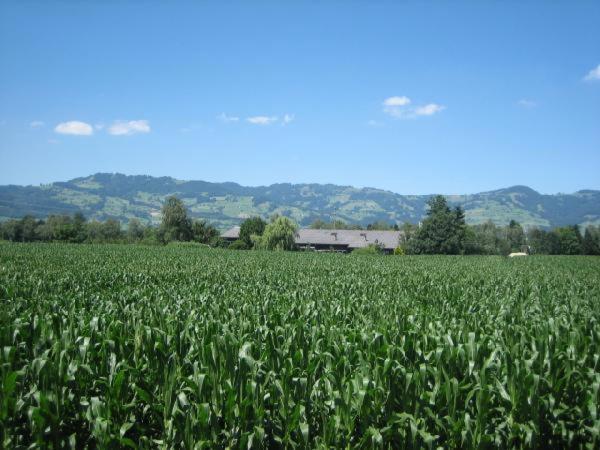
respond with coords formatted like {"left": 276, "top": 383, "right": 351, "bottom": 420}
{"left": 451, "top": 206, "right": 467, "bottom": 252}
{"left": 407, "top": 196, "right": 466, "bottom": 254}
{"left": 72, "top": 212, "right": 87, "bottom": 243}
{"left": 398, "top": 222, "right": 419, "bottom": 251}
{"left": 527, "top": 228, "right": 546, "bottom": 254}
{"left": 239, "top": 217, "right": 266, "bottom": 247}
{"left": 85, "top": 221, "right": 104, "bottom": 242}
{"left": 40, "top": 215, "right": 76, "bottom": 242}
{"left": 101, "top": 219, "right": 123, "bottom": 242}
{"left": 506, "top": 220, "right": 525, "bottom": 252}
{"left": 309, "top": 219, "right": 362, "bottom": 230}
{"left": 191, "top": 219, "right": 219, "bottom": 244}
{"left": 309, "top": 219, "right": 328, "bottom": 229}
{"left": 546, "top": 230, "right": 562, "bottom": 254}
{"left": 582, "top": 226, "right": 600, "bottom": 255}
{"left": 528, "top": 228, "right": 560, "bottom": 254}
{"left": 0, "top": 219, "right": 22, "bottom": 242}
{"left": 20, "top": 215, "right": 40, "bottom": 242}
{"left": 555, "top": 225, "right": 582, "bottom": 255}
{"left": 160, "top": 196, "right": 192, "bottom": 242}
{"left": 85, "top": 219, "right": 122, "bottom": 243}
{"left": 127, "top": 218, "right": 145, "bottom": 242}
{"left": 367, "top": 221, "right": 393, "bottom": 231}
{"left": 141, "top": 225, "right": 160, "bottom": 245}
{"left": 464, "top": 221, "right": 509, "bottom": 255}
{"left": 463, "top": 225, "right": 482, "bottom": 254}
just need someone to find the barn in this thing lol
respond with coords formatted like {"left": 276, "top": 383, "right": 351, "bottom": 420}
{"left": 295, "top": 229, "right": 401, "bottom": 253}
{"left": 221, "top": 226, "right": 401, "bottom": 253}
{"left": 221, "top": 226, "right": 241, "bottom": 244}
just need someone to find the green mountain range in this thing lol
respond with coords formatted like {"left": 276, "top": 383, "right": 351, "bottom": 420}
{"left": 1, "top": 173, "right": 598, "bottom": 230}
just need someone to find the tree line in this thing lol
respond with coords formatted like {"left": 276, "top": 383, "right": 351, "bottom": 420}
{"left": 309, "top": 219, "right": 400, "bottom": 231}
{"left": 397, "top": 196, "right": 600, "bottom": 255}
{"left": 0, "top": 196, "right": 298, "bottom": 251}
{"left": 0, "top": 196, "right": 221, "bottom": 246}
{"left": 1, "top": 194, "right": 599, "bottom": 255}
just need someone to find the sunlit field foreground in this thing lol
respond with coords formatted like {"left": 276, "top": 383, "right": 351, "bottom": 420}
{"left": 1, "top": 243, "right": 599, "bottom": 448}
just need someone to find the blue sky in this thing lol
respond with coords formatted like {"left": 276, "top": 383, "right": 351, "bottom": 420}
{"left": 0, "top": 1, "right": 599, "bottom": 195}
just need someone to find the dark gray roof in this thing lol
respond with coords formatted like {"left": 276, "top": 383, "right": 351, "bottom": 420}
{"left": 221, "top": 226, "right": 402, "bottom": 249}
{"left": 295, "top": 229, "right": 401, "bottom": 250}
{"left": 221, "top": 226, "right": 240, "bottom": 239}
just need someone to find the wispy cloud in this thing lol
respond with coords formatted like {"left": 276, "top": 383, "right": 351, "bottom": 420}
{"left": 47, "top": 138, "right": 59, "bottom": 144}
{"left": 367, "top": 119, "right": 384, "bottom": 127}
{"left": 383, "top": 96, "right": 411, "bottom": 107}
{"left": 217, "top": 113, "right": 239, "bottom": 123}
{"left": 383, "top": 96, "right": 412, "bottom": 118}
{"left": 30, "top": 121, "right": 45, "bottom": 128}
{"left": 54, "top": 121, "right": 94, "bottom": 136}
{"left": 108, "top": 120, "right": 150, "bottom": 136}
{"left": 247, "top": 116, "right": 278, "bottom": 125}
{"left": 382, "top": 96, "right": 445, "bottom": 119}
{"left": 414, "top": 103, "right": 445, "bottom": 116}
{"left": 219, "top": 113, "right": 294, "bottom": 126}
{"left": 517, "top": 99, "right": 537, "bottom": 108}
{"left": 583, "top": 64, "right": 600, "bottom": 81}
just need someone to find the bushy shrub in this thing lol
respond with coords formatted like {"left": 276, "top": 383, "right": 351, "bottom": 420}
{"left": 239, "top": 217, "right": 266, "bottom": 247}
{"left": 352, "top": 244, "right": 383, "bottom": 255}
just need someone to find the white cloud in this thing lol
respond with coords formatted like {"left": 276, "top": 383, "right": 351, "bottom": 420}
{"left": 414, "top": 103, "right": 445, "bottom": 116}
{"left": 108, "top": 120, "right": 150, "bottom": 136}
{"left": 247, "top": 115, "right": 278, "bottom": 125}
{"left": 383, "top": 96, "right": 411, "bottom": 107}
{"left": 54, "top": 121, "right": 94, "bottom": 135}
{"left": 367, "top": 119, "right": 383, "bottom": 127}
{"left": 382, "top": 96, "right": 445, "bottom": 119}
{"left": 30, "top": 121, "right": 45, "bottom": 128}
{"left": 94, "top": 123, "right": 105, "bottom": 130}
{"left": 583, "top": 64, "right": 600, "bottom": 81}
{"left": 517, "top": 99, "right": 537, "bottom": 108}
{"left": 217, "top": 113, "right": 240, "bottom": 123}
{"left": 282, "top": 113, "right": 294, "bottom": 125}
{"left": 383, "top": 96, "right": 412, "bottom": 118}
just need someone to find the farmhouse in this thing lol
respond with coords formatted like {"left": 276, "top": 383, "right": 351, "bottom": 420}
{"left": 221, "top": 226, "right": 241, "bottom": 244}
{"left": 296, "top": 229, "right": 401, "bottom": 253}
{"left": 221, "top": 226, "right": 401, "bottom": 253}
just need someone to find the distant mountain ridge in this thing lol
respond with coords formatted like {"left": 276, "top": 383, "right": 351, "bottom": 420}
{"left": 0, "top": 173, "right": 598, "bottom": 230}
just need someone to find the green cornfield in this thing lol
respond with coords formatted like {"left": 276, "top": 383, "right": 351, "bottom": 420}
{"left": 1, "top": 243, "right": 599, "bottom": 449}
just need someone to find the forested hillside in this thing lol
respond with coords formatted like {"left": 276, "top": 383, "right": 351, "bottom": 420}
{"left": 1, "top": 173, "right": 598, "bottom": 229}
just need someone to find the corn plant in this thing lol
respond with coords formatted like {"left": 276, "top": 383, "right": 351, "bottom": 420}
{"left": 0, "top": 242, "right": 599, "bottom": 448}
